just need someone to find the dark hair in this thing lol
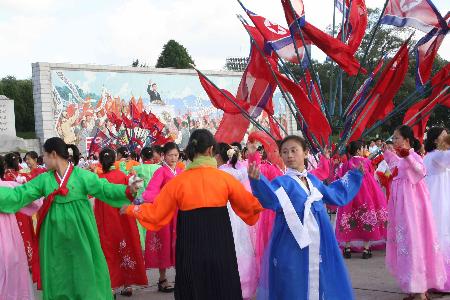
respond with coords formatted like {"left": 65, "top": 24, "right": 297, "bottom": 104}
{"left": 99, "top": 148, "right": 116, "bottom": 173}
{"left": 279, "top": 135, "right": 308, "bottom": 152}
{"left": 216, "top": 143, "right": 239, "bottom": 168}
{"left": 279, "top": 135, "right": 309, "bottom": 168}
{"left": 4, "top": 152, "right": 20, "bottom": 171}
{"left": 395, "top": 125, "right": 421, "bottom": 153}
{"left": 347, "top": 141, "right": 363, "bottom": 156}
{"left": 140, "top": 147, "right": 154, "bottom": 161}
{"left": 130, "top": 152, "right": 139, "bottom": 161}
{"left": 43, "top": 137, "right": 80, "bottom": 165}
{"left": 424, "top": 127, "right": 447, "bottom": 152}
{"left": 0, "top": 156, "right": 4, "bottom": 179}
{"left": 37, "top": 156, "right": 43, "bottom": 165}
{"left": 116, "top": 146, "right": 130, "bottom": 159}
{"left": 153, "top": 145, "right": 164, "bottom": 155}
{"left": 14, "top": 152, "right": 22, "bottom": 164}
{"left": 185, "top": 129, "right": 217, "bottom": 161}
{"left": 25, "top": 151, "right": 39, "bottom": 162}
{"left": 163, "top": 142, "right": 180, "bottom": 155}
{"left": 231, "top": 142, "right": 242, "bottom": 151}
{"left": 386, "top": 140, "right": 394, "bottom": 145}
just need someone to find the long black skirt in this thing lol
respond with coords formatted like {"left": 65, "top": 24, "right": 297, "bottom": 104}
{"left": 175, "top": 206, "right": 243, "bottom": 300}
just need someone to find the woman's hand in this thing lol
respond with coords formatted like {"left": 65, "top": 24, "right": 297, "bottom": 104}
{"left": 246, "top": 141, "right": 258, "bottom": 154}
{"left": 248, "top": 162, "right": 261, "bottom": 180}
{"left": 120, "top": 205, "right": 129, "bottom": 215}
{"left": 129, "top": 177, "right": 144, "bottom": 194}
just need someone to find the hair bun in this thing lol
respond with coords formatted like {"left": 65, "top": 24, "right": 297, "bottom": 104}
{"left": 226, "top": 148, "right": 236, "bottom": 159}
{"left": 191, "top": 139, "right": 198, "bottom": 146}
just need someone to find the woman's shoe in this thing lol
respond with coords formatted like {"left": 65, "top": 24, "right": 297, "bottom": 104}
{"left": 343, "top": 247, "right": 352, "bottom": 259}
{"left": 362, "top": 249, "right": 372, "bottom": 259}
{"left": 158, "top": 279, "right": 175, "bottom": 293}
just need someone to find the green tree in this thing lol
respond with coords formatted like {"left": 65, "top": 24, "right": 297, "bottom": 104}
{"left": 0, "top": 76, "right": 35, "bottom": 134}
{"left": 156, "top": 40, "right": 195, "bottom": 69}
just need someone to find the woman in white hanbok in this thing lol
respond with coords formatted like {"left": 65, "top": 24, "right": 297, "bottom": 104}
{"left": 424, "top": 127, "right": 450, "bottom": 291}
{"left": 215, "top": 143, "right": 258, "bottom": 300}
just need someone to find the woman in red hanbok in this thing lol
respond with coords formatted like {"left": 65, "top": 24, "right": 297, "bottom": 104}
{"left": 142, "top": 142, "right": 182, "bottom": 293}
{"left": 24, "top": 151, "right": 47, "bottom": 181}
{"left": 94, "top": 148, "right": 147, "bottom": 297}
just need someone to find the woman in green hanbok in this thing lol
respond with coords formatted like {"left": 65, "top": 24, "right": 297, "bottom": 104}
{"left": 0, "top": 137, "right": 142, "bottom": 300}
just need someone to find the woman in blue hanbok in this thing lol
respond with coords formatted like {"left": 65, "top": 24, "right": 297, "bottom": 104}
{"left": 248, "top": 135, "right": 363, "bottom": 300}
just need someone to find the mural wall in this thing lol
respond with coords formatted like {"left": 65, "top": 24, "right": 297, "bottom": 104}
{"left": 32, "top": 63, "right": 290, "bottom": 154}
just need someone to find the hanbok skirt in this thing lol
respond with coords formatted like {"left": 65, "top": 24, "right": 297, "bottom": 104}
{"left": 175, "top": 206, "right": 242, "bottom": 300}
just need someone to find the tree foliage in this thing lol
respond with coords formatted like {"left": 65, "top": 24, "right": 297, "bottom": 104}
{"left": 0, "top": 76, "right": 35, "bottom": 133}
{"left": 156, "top": 40, "right": 195, "bottom": 69}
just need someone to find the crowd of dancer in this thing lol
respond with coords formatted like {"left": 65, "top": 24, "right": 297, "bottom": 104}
{"left": 0, "top": 124, "right": 449, "bottom": 300}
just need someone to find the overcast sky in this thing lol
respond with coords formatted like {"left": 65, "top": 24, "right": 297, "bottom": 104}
{"left": 0, "top": 0, "right": 448, "bottom": 79}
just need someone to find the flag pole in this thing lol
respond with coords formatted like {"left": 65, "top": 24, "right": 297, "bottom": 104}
{"left": 194, "top": 67, "right": 276, "bottom": 141}
{"left": 238, "top": 16, "right": 326, "bottom": 156}
{"left": 361, "top": 76, "right": 450, "bottom": 137}
{"left": 270, "top": 114, "right": 289, "bottom": 135}
{"left": 344, "top": 0, "right": 389, "bottom": 107}
{"left": 285, "top": 0, "right": 327, "bottom": 113}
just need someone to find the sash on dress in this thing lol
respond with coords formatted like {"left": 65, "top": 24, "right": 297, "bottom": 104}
{"left": 274, "top": 171, "right": 322, "bottom": 300}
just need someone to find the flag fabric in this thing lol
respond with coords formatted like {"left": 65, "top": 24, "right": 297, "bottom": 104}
{"left": 344, "top": 57, "right": 385, "bottom": 120}
{"left": 237, "top": 25, "right": 278, "bottom": 117}
{"left": 381, "top": 0, "right": 447, "bottom": 33}
{"left": 214, "top": 113, "right": 250, "bottom": 144}
{"left": 89, "top": 130, "right": 111, "bottom": 155}
{"left": 197, "top": 70, "right": 248, "bottom": 114}
{"left": 269, "top": 117, "right": 284, "bottom": 140}
{"left": 241, "top": 3, "right": 310, "bottom": 65}
{"left": 403, "top": 90, "right": 450, "bottom": 142}
{"left": 280, "top": 0, "right": 363, "bottom": 75}
{"left": 281, "top": 0, "right": 305, "bottom": 29}
{"left": 301, "top": 22, "right": 365, "bottom": 76}
{"left": 415, "top": 18, "right": 449, "bottom": 90}
{"left": 348, "top": 42, "right": 409, "bottom": 142}
{"left": 275, "top": 68, "right": 331, "bottom": 146}
{"left": 336, "top": 0, "right": 368, "bottom": 54}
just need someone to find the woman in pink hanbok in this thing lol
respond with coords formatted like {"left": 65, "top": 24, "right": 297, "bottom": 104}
{"left": 0, "top": 178, "right": 42, "bottom": 300}
{"left": 142, "top": 142, "right": 182, "bottom": 293}
{"left": 215, "top": 143, "right": 257, "bottom": 299}
{"left": 335, "top": 141, "right": 388, "bottom": 259}
{"left": 384, "top": 125, "right": 446, "bottom": 300}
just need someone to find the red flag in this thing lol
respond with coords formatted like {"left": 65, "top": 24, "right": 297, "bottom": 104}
{"left": 275, "top": 69, "right": 331, "bottom": 146}
{"left": 301, "top": 22, "right": 365, "bottom": 76}
{"left": 242, "top": 3, "right": 311, "bottom": 64}
{"left": 269, "top": 117, "right": 283, "bottom": 140}
{"left": 281, "top": 0, "right": 305, "bottom": 28}
{"left": 349, "top": 42, "right": 409, "bottom": 141}
{"left": 405, "top": 65, "right": 450, "bottom": 141}
{"left": 214, "top": 113, "right": 250, "bottom": 144}
{"left": 122, "top": 113, "right": 133, "bottom": 129}
{"left": 89, "top": 130, "right": 110, "bottom": 155}
{"left": 415, "top": 18, "right": 449, "bottom": 89}
{"left": 237, "top": 25, "right": 277, "bottom": 117}
{"left": 381, "top": 0, "right": 447, "bottom": 33}
{"left": 197, "top": 70, "right": 248, "bottom": 114}
{"left": 107, "top": 112, "right": 122, "bottom": 131}
{"left": 336, "top": 0, "right": 368, "bottom": 54}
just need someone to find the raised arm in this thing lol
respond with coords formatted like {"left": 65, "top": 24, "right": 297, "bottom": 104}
{"left": 313, "top": 169, "right": 363, "bottom": 206}
{"left": 125, "top": 180, "right": 178, "bottom": 231}
{"left": 81, "top": 169, "right": 132, "bottom": 208}
{"left": 0, "top": 176, "right": 46, "bottom": 213}
{"left": 226, "top": 175, "right": 263, "bottom": 226}
{"left": 249, "top": 175, "right": 282, "bottom": 212}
